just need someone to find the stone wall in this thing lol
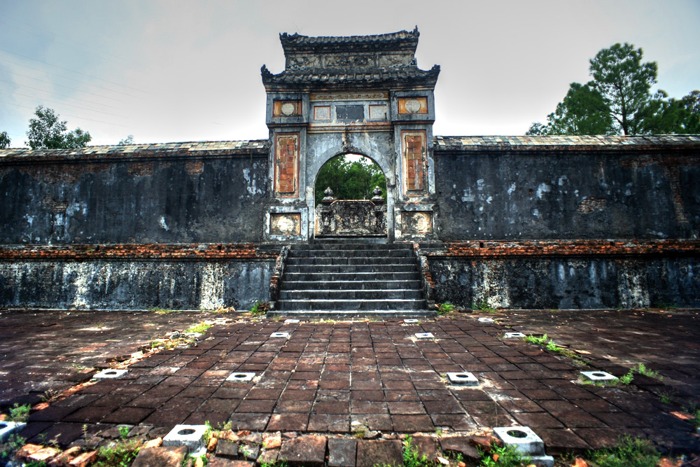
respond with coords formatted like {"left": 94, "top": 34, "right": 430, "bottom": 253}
{"left": 0, "top": 244, "right": 279, "bottom": 310}
{"left": 0, "top": 143, "right": 269, "bottom": 244}
{"left": 434, "top": 146, "right": 699, "bottom": 240}
{"left": 421, "top": 240, "right": 699, "bottom": 309}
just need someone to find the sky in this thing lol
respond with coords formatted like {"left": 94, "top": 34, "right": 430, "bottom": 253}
{"left": 0, "top": 0, "right": 698, "bottom": 147}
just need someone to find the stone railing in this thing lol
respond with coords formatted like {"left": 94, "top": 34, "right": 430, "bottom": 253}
{"left": 315, "top": 187, "right": 387, "bottom": 237}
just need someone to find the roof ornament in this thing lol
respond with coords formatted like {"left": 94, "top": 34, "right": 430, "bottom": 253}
{"left": 260, "top": 65, "right": 273, "bottom": 80}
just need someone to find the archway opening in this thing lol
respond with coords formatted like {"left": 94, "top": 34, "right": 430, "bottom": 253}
{"left": 314, "top": 154, "right": 386, "bottom": 205}
{"left": 314, "top": 154, "right": 388, "bottom": 237}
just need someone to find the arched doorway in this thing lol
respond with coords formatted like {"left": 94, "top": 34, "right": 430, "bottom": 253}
{"left": 313, "top": 153, "right": 388, "bottom": 238}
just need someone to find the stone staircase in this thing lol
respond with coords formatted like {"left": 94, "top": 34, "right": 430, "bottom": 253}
{"left": 271, "top": 241, "right": 433, "bottom": 318}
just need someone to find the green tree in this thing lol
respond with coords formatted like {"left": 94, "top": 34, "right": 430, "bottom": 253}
{"left": 528, "top": 82, "right": 615, "bottom": 135}
{"left": 26, "top": 105, "right": 91, "bottom": 149}
{"left": 589, "top": 43, "right": 657, "bottom": 135}
{"left": 639, "top": 90, "right": 700, "bottom": 134}
{"left": 0, "top": 131, "right": 10, "bottom": 148}
{"left": 314, "top": 155, "right": 386, "bottom": 205}
{"left": 528, "top": 43, "right": 697, "bottom": 136}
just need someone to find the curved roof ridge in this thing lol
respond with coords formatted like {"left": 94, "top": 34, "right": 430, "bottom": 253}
{"left": 280, "top": 27, "right": 419, "bottom": 45}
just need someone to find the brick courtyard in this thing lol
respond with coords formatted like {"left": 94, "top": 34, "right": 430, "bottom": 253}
{"left": 1, "top": 308, "right": 699, "bottom": 465}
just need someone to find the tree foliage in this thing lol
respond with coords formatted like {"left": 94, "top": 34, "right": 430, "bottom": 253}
{"left": 26, "top": 105, "right": 91, "bottom": 149}
{"left": 118, "top": 135, "right": 134, "bottom": 145}
{"left": 528, "top": 43, "right": 699, "bottom": 136}
{"left": 0, "top": 131, "right": 10, "bottom": 149}
{"left": 314, "top": 155, "right": 386, "bottom": 205}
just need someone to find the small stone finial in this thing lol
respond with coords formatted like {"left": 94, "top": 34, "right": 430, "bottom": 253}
{"left": 371, "top": 186, "right": 384, "bottom": 204}
{"left": 322, "top": 187, "right": 336, "bottom": 205}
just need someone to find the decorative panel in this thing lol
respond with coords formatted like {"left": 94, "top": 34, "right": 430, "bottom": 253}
{"left": 313, "top": 105, "right": 331, "bottom": 121}
{"left": 273, "top": 100, "right": 302, "bottom": 117}
{"left": 402, "top": 211, "right": 433, "bottom": 235}
{"left": 397, "top": 97, "right": 428, "bottom": 115}
{"left": 336, "top": 105, "right": 364, "bottom": 122}
{"left": 274, "top": 133, "right": 299, "bottom": 197}
{"left": 402, "top": 130, "right": 427, "bottom": 194}
{"left": 270, "top": 213, "right": 301, "bottom": 236}
{"left": 369, "top": 105, "right": 388, "bottom": 120}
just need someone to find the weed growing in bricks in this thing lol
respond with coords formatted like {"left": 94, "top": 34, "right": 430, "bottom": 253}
{"left": 632, "top": 363, "right": 662, "bottom": 380}
{"left": 618, "top": 363, "right": 663, "bottom": 386}
{"left": 524, "top": 334, "right": 589, "bottom": 365}
{"left": 0, "top": 434, "right": 26, "bottom": 463}
{"left": 250, "top": 301, "right": 270, "bottom": 316}
{"left": 118, "top": 425, "right": 130, "bottom": 440}
{"left": 436, "top": 302, "right": 456, "bottom": 315}
{"left": 473, "top": 300, "right": 497, "bottom": 313}
{"left": 8, "top": 403, "right": 30, "bottom": 422}
{"left": 185, "top": 322, "right": 213, "bottom": 334}
{"left": 94, "top": 438, "right": 141, "bottom": 467}
{"left": 402, "top": 436, "right": 436, "bottom": 467}
{"left": 587, "top": 436, "right": 660, "bottom": 467}
{"left": 260, "top": 461, "right": 288, "bottom": 467}
{"left": 150, "top": 307, "right": 180, "bottom": 314}
{"left": 478, "top": 441, "right": 530, "bottom": 467}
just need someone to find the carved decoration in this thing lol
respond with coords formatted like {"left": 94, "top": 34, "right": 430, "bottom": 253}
{"left": 273, "top": 100, "right": 302, "bottom": 117}
{"left": 274, "top": 134, "right": 299, "bottom": 197}
{"left": 398, "top": 97, "right": 428, "bottom": 114}
{"left": 402, "top": 130, "right": 427, "bottom": 194}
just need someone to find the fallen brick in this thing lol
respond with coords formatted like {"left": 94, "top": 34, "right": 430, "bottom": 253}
{"left": 279, "top": 434, "right": 327, "bottom": 466}
{"left": 131, "top": 446, "right": 188, "bottom": 467}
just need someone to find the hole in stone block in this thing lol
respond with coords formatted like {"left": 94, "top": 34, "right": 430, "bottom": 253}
{"left": 415, "top": 332, "right": 434, "bottom": 339}
{"left": 270, "top": 332, "right": 290, "bottom": 338}
{"left": 0, "top": 421, "right": 27, "bottom": 443}
{"left": 478, "top": 317, "right": 494, "bottom": 323}
{"left": 284, "top": 319, "right": 300, "bottom": 324}
{"left": 404, "top": 319, "right": 419, "bottom": 324}
{"left": 163, "top": 424, "right": 209, "bottom": 450}
{"left": 226, "top": 372, "right": 255, "bottom": 382}
{"left": 93, "top": 369, "right": 128, "bottom": 380}
{"left": 504, "top": 332, "right": 526, "bottom": 339}
{"left": 580, "top": 370, "right": 618, "bottom": 382}
{"left": 446, "top": 372, "right": 478, "bottom": 386}
{"left": 493, "top": 426, "right": 545, "bottom": 456}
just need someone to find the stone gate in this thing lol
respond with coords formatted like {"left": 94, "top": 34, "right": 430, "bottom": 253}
{"left": 262, "top": 28, "right": 439, "bottom": 242}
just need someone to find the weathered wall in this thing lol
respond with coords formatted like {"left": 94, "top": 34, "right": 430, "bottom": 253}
{"left": 0, "top": 145, "right": 269, "bottom": 244}
{"left": 0, "top": 244, "right": 279, "bottom": 310}
{"left": 434, "top": 149, "right": 700, "bottom": 240}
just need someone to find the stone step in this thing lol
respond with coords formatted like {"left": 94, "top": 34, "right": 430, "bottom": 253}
{"left": 286, "top": 256, "right": 416, "bottom": 266}
{"left": 279, "top": 289, "right": 424, "bottom": 300}
{"left": 282, "top": 271, "right": 421, "bottom": 282}
{"left": 293, "top": 242, "right": 410, "bottom": 250}
{"left": 276, "top": 298, "right": 428, "bottom": 311}
{"left": 284, "top": 264, "right": 418, "bottom": 274}
{"left": 288, "top": 249, "right": 413, "bottom": 258}
{"left": 268, "top": 309, "right": 434, "bottom": 319}
{"left": 280, "top": 280, "right": 423, "bottom": 290}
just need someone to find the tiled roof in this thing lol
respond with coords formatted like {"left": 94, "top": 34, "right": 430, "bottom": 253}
{"left": 280, "top": 28, "right": 419, "bottom": 53}
{"left": 435, "top": 135, "right": 700, "bottom": 151}
{"left": 0, "top": 140, "right": 269, "bottom": 160}
{"left": 261, "top": 64, "right": 440, "bottom": 91}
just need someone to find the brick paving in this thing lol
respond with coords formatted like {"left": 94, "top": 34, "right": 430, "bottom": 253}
{"left": 1, "top": 309, "right": 699, "bottom": 464}
{"left": 0, "top": 309, "right": 206, "bottom": 409}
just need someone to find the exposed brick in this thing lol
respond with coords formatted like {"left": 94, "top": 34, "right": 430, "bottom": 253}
{"left": 279, "top": 435, "right": 327, "bottom": 466}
